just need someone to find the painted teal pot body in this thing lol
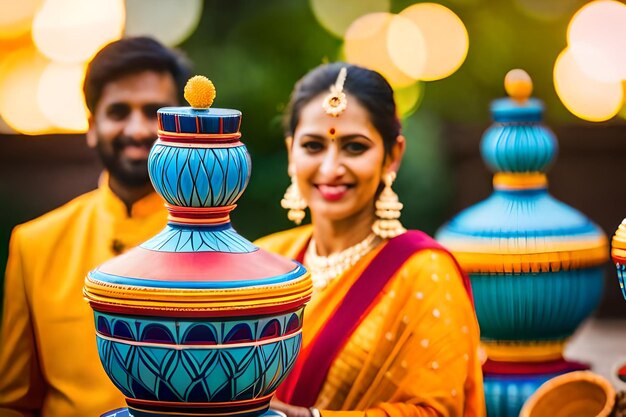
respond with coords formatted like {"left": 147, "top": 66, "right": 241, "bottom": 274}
{"left": 95, "top": 309, "right": 303, "bottom": 403}
{"left": 471, "top": 268, "right": 602, "bottom": 341}
{"left": 438, "top": 186, "right": 605, "bottom": 341}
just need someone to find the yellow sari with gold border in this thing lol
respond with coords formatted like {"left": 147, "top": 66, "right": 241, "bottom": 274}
{"left": 255, "top": 226, "right": 485, "bottom": 417}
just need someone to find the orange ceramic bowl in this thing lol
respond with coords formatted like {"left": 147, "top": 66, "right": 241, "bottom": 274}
{"left": 520, "top": 371, "right": 615, "bottom": 417}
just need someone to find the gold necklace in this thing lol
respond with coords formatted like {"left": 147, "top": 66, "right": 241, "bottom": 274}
{"left": 304, "top": 232, "right": 381, "bottom": 290}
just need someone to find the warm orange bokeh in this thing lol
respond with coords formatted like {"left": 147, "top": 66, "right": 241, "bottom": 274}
{"left": 554, "top": 48, "right": 623, "bottom": 122}
{"left": 344, "top": 12, "right": 416, "bottom": 88}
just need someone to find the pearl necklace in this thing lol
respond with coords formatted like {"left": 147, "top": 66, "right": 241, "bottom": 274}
{"left": 304, "top": 232, "right": 381, "bottom": 290}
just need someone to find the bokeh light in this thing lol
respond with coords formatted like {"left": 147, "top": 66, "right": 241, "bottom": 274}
{"left": 567, "top": 0, "right": 626, "bottom": 82}
{"left": 0, "top": 0, "right": 41, "bottom": 40}
{"left": 344, "top": 13, "right": 415, "bottom": 88}
{"left": 399, "top": 3, "right": 469, "bottom": 81}
{"left": 310, "top": 0, "right": 390, "bottom": 38}
{"left": 386, "top": 14, "right": 426, "bottom": 80}
{"left": 33, "top": 0, "right": 125, "bottom": 63}
{"left": 394, "top": 82, "right": 423, "bottom": 119}
{"left": 0, "top": 47, "right": 54, "bottom": 134}
{"left": 37, "top": 62, "right": 88, "bottom": 132}
{"left": 124, "top": 0, "right": 203, "bottom": 47}
{"left": 553, "top": 48, "right": 623, "bottom": 122}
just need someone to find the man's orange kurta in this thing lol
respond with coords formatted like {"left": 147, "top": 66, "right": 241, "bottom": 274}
{"left": 0, "top": 179, "right": 167, "bottom": 417}
{"left": 256, "top": 226, "right": 485, "bottom": 417}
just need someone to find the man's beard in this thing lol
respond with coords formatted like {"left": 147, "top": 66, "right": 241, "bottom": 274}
{"left": 95, "top": 134, "right": 156, "bottom": 188}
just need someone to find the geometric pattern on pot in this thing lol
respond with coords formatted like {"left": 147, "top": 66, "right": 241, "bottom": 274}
{"left": 149, "top": 144, "right": 251, "bottom": 207}
{"left": 471, "top": 267, "right": 604, "bottom": 341}
{"left": 94, "top": 310, "right": 304, "bottom": 344}
{"left": 96, "top": 333, "right": 302, "bottom": 403}
{"left": 158, "top": 107, "right": 241, "bottom": 135}
{"left": 141, "top": 224, "right": 257, "bottom": 253}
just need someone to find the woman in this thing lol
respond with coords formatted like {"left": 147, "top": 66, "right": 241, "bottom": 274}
{"left": 255, "top": 63, "right": 484, "bottom": 417}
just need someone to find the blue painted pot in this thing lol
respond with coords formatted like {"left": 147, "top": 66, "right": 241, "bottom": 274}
{"left": 94, "top": 310, "right": 303, "bottom": 403}
{"left": 86, "top": 101, "right": 312, "bottom": 417}
{"left": 436, "top": 78, "right": 608, "bottom": 417}
{"left": 148, "top": 142, "right": 251, "bottom": 208}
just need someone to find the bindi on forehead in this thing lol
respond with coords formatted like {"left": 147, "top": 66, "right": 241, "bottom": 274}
{"left": 329, "top": 127, "right": 336, "bottom": 141}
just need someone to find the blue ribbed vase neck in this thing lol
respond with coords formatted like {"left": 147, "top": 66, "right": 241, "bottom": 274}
{"left": 481, "top": 97, "right": 558, "bottom": 175}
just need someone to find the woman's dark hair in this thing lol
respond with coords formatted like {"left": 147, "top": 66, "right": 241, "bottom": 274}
{"left": 284, "top": 63, "right": 401, "bottom": 155}
{"left": 83, "top": 36, "right": 192, "bottom": 113}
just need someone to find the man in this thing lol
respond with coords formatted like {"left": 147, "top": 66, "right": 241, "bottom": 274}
{"left": 0, "top": 37, "right": 191, "bottom": 417}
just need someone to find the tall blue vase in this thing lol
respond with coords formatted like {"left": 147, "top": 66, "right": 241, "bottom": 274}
{"left": 436, "top": 73, "right": 608, "bottom": 417}
{"left": 85, "top": 81, "right": 312, "bottom": 417}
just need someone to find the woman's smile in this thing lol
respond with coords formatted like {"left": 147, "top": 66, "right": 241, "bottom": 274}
{"left": 315, "top": 184, "right": 353, "bottom": 201}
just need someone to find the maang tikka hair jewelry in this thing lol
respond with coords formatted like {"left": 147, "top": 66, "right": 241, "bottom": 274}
{"left": 372, "top": 172, "right": 406, "bottom": 239}
{"left": 281, "top": 176, "right": 307, "bottom": 225}
{"left": 322, "top": 67, "right": 348, "bottom": 117}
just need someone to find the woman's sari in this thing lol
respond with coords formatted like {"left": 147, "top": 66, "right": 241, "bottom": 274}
{"left": 255, "top": 226, "right": 485, "bottom": 417}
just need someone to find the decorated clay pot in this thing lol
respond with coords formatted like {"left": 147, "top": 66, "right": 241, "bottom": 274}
{"left": 84, "top": 78, "right": 312, "bottom": 417}
{"left": 436, "top": 70, "right": 607, "bottom": 417}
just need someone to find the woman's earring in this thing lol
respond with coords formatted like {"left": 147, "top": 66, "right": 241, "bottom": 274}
{"left": 372, "top": 172, "right": 406, "bottom": 239}
{"left": 281, "top": 176, "right": 307, "bottom": 225}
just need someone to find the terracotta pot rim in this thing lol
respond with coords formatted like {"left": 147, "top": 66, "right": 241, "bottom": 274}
{"left": 519, "top": 370, "right": 616, "bottom": 417}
